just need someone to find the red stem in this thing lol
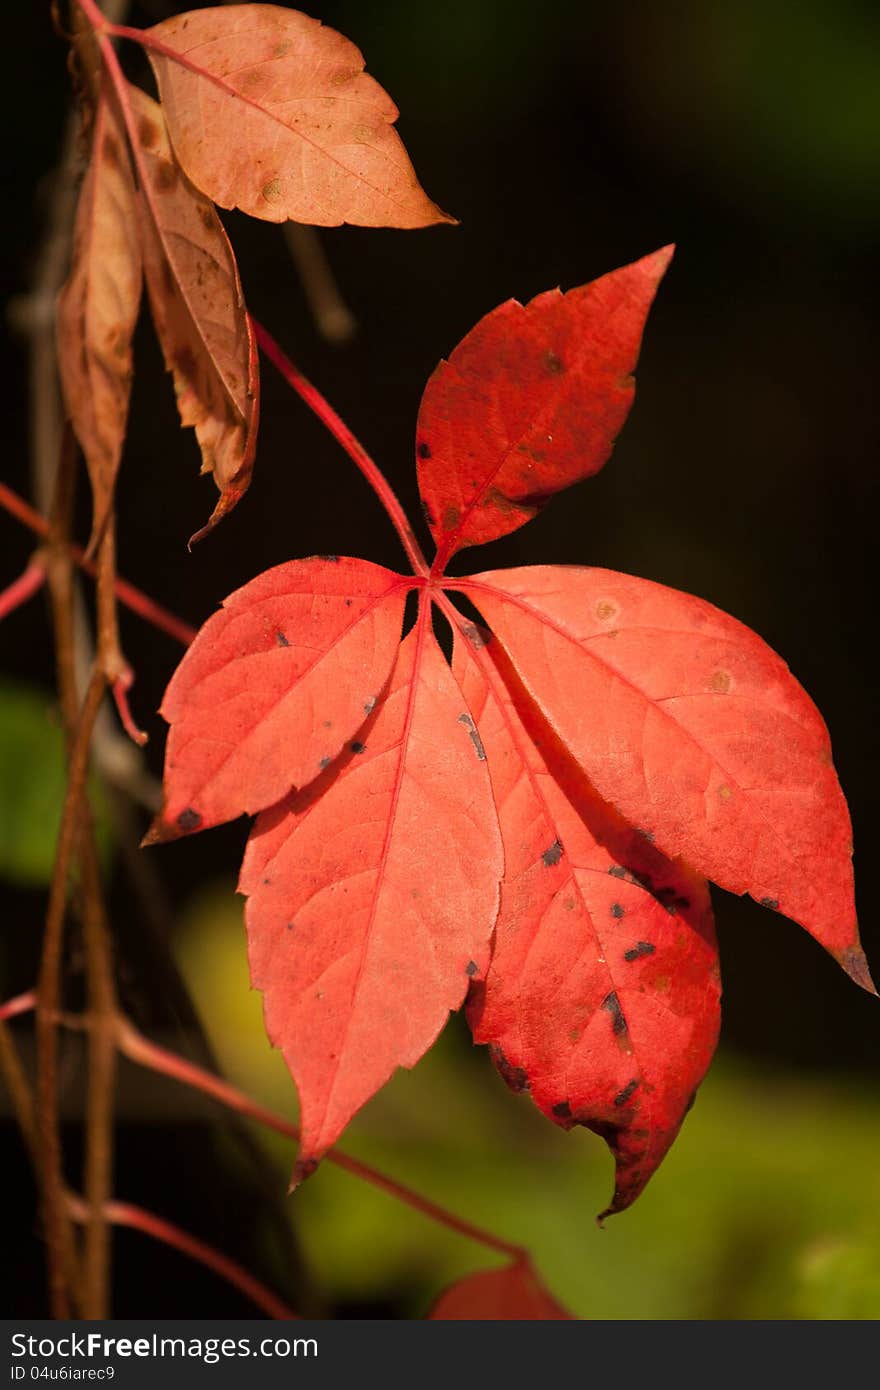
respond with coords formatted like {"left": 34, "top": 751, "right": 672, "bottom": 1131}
{"left": 0, "top": 990, "right": 37, "bottom": 1024}
{"left": 0, "top": 483, "right": 196, "bottom": 647}
{"left": 252, "top": 321, "right": 430, "bottom": 578}
{"left": 0, "top": 563, "right": 46, "bottom": 622}
{"left": 68, "top": 1196, "right": 297, "bottom": 1320}
{"left": 115, "top": 1019, "right": 525, "bottom": 1263}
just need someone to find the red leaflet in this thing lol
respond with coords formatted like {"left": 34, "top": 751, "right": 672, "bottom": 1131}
{"left": 453, "top": 628, "right": 720, "bottom": 1217}
{"left": 429, "top": 1262, "right": 573, "bottom": 1320}
{"left": 238, "top": 608, "right": 502, "bottom": 1175}
{"left": 417, "top": 248, "right": 672, "bottom": 568}
{"left": 56, "top": 87, "right": 142, "bottom": 542}
{"left": 144, "top": 5, "right": 453, "bottom": 228}
{"left": 462, "top": 566, "right": 871, "bottom": 989}
{"left": 147, "top": 557, "right": 407, "bottom": 840}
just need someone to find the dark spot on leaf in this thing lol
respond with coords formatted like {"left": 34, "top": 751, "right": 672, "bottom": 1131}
{"left": 344, "top": 598, "right": 352, "bottom": 607}
{"left": 552, "top": 1101, "right": 572, "bottom": 1119}
{"left": 461, "top": 621, "right": 490, "bottom": 648}
{"left": 417, "top": 440, "right": 432, "bottom": 459}
{"left": 465, "top": 960, "right": 479, "bottom": 977}
{"left": 608, "top": 865, "right": 627, "bottom": 879}
{"left": 102, "top": 132, "right": 122, "bottom": 168}
{"left": 156, "top": 161, "right": 178, "bottom": 191}
{"left": 351, "top": 741, "right": 366, "bottom": 754}
{"left": 614, "top": 1079, "right": 639, "bottom": 1108}
{"left": 276, "top": 631, "right": 290, "bottom": 647}
{"left": 611, "top": 902, "right": 625, "bottom": 919}
{"left": 198, "top": 203, "right": 215, "bottom": 232}
{"left": 176, "top": 808, "right": 202, "bottom": 833}
{"left": 442, "top": 505, "right": 461, "bottom": 530}
{"left": 601, "top": 991, "right": 627, "bottom": 1036}
{"left": 262, "top": 878, "right": 271, "bottom": 886}
{"left": 286, "top": 921, "right": 295, "bottom": 932}
{"left": 322, "top": 720, "right": 333, "bottom": 729}
{"left": 489, "top": 1044, "right": 529, "bottom": 1094}
{"left": 457, "top": 711, "right": 486, "bottom": 760}
{"left": 319, "top": 757, "right": 331, "bottom": 771}
{"left": 421, "top": 499, "right": 436, "bottom": 528}
{"left": 542, "top": 840, "right": 563, "bottom": 867}
{"left": 637, "top": 828, "right": 655, "bottom": 842}
{"left": 173, "top": 346, "right": 198, "bottom": 384}
{"left": 760, "top": 896, "right": 780, "bottom": 910}
{"left": 544, "top": 351, "right": 564, "bottom": 375}
{"left": 138, "top": 116, "right": 159, "bottom": 148}
{"left": 364, "top": 697, "right": 376, "bottom": 715}
{"left": 624, "top": 941, "right": 656, "bottom": 962}
{"left": 651, "top": 882, "right": 691, "bottom": 915}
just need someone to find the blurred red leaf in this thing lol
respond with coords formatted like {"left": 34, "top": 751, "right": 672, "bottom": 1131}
{"left": 145, "top": 4, "right": 453, "bottom": 228}
{"left": 430, "top": 1262, "right": 573, "bottom": 1320}
{"left": 417, "top": 248, "right": 671, "bottom": 568}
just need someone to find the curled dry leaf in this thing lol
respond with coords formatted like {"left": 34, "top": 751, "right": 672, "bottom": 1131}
{"left": 146, "top": 556, "right": 408, "bottom": 841}
{"left": 239, "top": 610, "right": 503, "bottom": 1177}
{"left": 454, "top": 627, "right": 720, "bottom": 1218}
{"left": 145, "top": 4, "right": 453, "bottom": 228}
{"left": 465, "top": 565, "right": 873, "bottom": 991}
{"left": 57, "top": 87, "right": 142, "bottom": 545}
{"left": 429, "top": 1262, "right": 573, "bottom": 1320}
{"left": 127, "top": 85, "right": 259, "bottom": 542}
{"left": 417, "top": 247, "right": 672, "bottom": 567}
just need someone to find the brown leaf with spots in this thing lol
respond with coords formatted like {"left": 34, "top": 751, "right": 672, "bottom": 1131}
{"left": 127, "top": 85, "right": 259, "bottom": 542}
{"left": 57, "top": 86, "right": 142, "bottom": 544}
{"left": 144, "top": 5, "right": 453, "bottom": 228}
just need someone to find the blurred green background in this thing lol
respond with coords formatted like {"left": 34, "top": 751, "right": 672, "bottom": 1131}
{"left": 2, "top": 0, "right": 878, "bottom": 1317}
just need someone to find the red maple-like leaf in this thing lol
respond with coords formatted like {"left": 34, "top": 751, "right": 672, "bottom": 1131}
{"left": 152, "top": 248, "right": 873, "bottom": 1214}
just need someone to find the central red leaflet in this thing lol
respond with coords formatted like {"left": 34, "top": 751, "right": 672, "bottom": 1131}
{"left": 238, "top": 609, "right": 503, "bottom": 1175}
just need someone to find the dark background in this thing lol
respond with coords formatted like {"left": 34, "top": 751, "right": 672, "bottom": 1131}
{"left": 1, "top": 0, "right": 878, "bottom": 1318}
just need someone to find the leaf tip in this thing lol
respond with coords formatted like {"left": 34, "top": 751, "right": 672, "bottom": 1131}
{"left": 288, "top": 1155, "right": 320, "bottom": 1194}
{"left": 835, "top": 944, "right": 877, "bottom": 996}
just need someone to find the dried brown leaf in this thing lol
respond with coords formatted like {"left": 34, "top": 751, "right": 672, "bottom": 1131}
{"left": 145, "top": 4, "right": 453, "bottom": 227}
{"left": 57, "top": 88, "right": 142, "bottom": 542}
{"left": 128, "top": 84, "right": 259, "bottom": 541}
